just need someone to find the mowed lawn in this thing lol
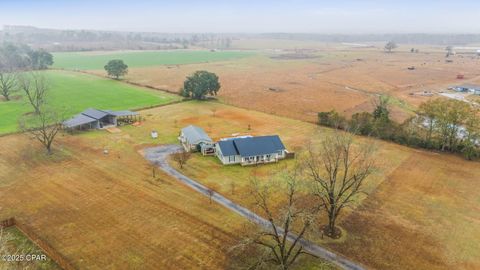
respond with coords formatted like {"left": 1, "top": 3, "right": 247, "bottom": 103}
{"left": 0, "top": 70, "right": 180, "bottom": 134}
{"left": 52, "top": 50, "right": 254, "bottom": 70}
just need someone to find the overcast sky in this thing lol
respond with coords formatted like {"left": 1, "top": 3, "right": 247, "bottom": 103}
{"left": 1, "top": 0, "right": 479, "bottom": 33}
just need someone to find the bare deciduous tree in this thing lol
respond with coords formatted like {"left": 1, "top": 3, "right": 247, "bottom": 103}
{"left": 230, "top": 166, "right": 318, "bottom": 270}
{"left": 19, "top": 108, "right": 63, "bottom": 155}
{"left": 0, "top": 72, "right": 17, "bottom": 101}
{"left": 18, "top": 72, "right": 48, "bottom": 114}
{"left": 305, "top": 131, "right": 375, "bottom": 238}
{"left": 171, "top": 149, "right": 192, "bottom": 169}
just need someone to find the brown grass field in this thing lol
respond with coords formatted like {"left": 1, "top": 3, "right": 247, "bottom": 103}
{"left": 89, "top": 44, "right": 480, "bottom": 123}
{"left": 2, "top": 101, "right": 478, "bottom": 269}
{"left": 0, "top": 101, "right": 337, "bottom": 270}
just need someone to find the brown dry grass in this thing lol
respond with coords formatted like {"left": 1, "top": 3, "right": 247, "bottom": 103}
{"left": 1, "top": 101, "right": 479, "bottom": 269}
{"left": 129, "top": 101, "right": 479, "bottom": 270}
{"left": 0, "top": 101, "right": 336, "bottom": 270}
{"left": 89, "top": 47, "right": 480, "bottom": 123}
{"left": 0, "top": 133, "right": 242, "bottom": 269}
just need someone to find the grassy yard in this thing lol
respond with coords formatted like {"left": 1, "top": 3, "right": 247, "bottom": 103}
{"left": 52, "top": 50, "right": 255, "bottom": 70}
{"left": 0, "top": 70, "right": 180, "bottom": 134}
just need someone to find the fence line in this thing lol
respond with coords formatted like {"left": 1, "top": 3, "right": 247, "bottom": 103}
{"left": 0, "top": 218, "right": 76, "bottom": 270}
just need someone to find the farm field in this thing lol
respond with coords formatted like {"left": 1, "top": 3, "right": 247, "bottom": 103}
{"left": 91, "top": 45, "right": 480, "bottom": 123}
{"left": 52, "top": 50, "right": 254, "bottom": 70}
{"left": 0, "top": 70, "right": 180, "bottom": 134}
{"left": 0, "top": 101, "right": 337, "bottom": 270}
{"left": 97, "top": 101, "right": 478, "bottom": 270}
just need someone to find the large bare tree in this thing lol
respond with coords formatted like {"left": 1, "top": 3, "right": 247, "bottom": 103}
{"left": 230, "top": 166, "right": 318, "bottom": 270}
{"left": 19, "top": 108, "right": 63, "bottom": 155}
{"left": 0, "top": 72, "right": 18, "bottom": 101}
{"left": 18, "top": 72, "right": 48, "bottom": 114}
{"left": 305, "top": 131, "right": 375, "bottom": 238}
{"left": 171, "top": 149, "right": 192, "bottom": 169}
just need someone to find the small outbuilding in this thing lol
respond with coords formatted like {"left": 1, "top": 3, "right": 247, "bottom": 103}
{"left": 178, "top": 125, "right": 215, "bottom": 155}
{"left": 216, "top": 135, "right": 286, "bottom": 166}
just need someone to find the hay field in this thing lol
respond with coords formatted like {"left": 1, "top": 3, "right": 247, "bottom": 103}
{"left": 116, "top": 101, "right": 478, "bottom": 270}
{"left": 0, "top": 70, "right": 180, "bottom": 134}
{"left": 95, "top": 45, "right": 480, "bottom": 123}
{"left": 52, "top": 50, "right": 254, "bottom": 70}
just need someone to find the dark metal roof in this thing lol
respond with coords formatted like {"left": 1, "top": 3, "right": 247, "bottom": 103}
{"left": 217, "top": 140, "right": 238, "bottom": 156}
{"left": 82, "top": 108, "right": 109, "bottom": 120}
{"left": 63, "top": 108, "right": 139, "bottom": 128}
{"left": 63, "top": 114, "right": 97, "bottom": 128}
{"left": 218, "top": 135, "right": 285, "bottom": 157}
{"left": 106, "top": 110, "right": 139, "bottom": 117}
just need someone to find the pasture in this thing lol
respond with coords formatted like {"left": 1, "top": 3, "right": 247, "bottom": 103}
{"left": 106, "top": 45, "right": 480, "bottom": 123}
{"left": 115, "top": 101, "right": 478, "bottom": 270}
{"left": 52, "top": 50, "right": 254, "bottom": 70}
{"left": 0, "top": 70, "right": 180, "bottom": 134}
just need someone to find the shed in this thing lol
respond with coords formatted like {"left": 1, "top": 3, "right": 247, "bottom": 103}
{"left": 178, "top": 125, "right": 215, "bottom": 155}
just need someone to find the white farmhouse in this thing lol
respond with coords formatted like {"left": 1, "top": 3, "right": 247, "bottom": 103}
{"left": 216, "top": 135, "right": 286, "bottom": 166}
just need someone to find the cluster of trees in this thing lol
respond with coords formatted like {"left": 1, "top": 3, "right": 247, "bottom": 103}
{"left": 0, "top": 43, "right": 53, "bottom": 71}
{"left": 181, "top": 70, "right": 221, "bottom": 99}
{"left": 231, "top": 132, "right": 376, "bottom": 269}
{"left": 318, "top": 97, "right": 480, "bottom": 160}
{"left": 0, "top": 43, "right": 54, "bottom": 102}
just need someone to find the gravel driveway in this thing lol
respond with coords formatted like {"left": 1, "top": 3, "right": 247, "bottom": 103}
{"left": 144, "top": 145, "right": 365, "bottom": 270}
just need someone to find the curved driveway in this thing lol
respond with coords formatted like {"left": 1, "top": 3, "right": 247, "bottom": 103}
{"left": 144, "top": 145, "right": 365, "bottom": 270}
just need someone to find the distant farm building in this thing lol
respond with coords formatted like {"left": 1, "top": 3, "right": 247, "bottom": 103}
{"left": 216, "top": 135, "right": 287, "bottom": 166}
{"left": 451, "top": 84, "right": 480, "bottom": 94}
{"left": 178, "top": 125, "right": 215, "bottom": 155}
{"left": 63, "top": 108, "right": 139, "bottom": 130}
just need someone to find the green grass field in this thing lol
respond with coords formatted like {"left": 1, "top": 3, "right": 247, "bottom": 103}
{"left": 0, "top": 70, "right": 180, "bottom": 134}
{"left": 52, "top": 50, "right": 254, "bottom": 70}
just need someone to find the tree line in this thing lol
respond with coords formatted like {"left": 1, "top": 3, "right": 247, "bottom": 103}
{"left": 318, "top": 96, "right": 480, "bottom": 160}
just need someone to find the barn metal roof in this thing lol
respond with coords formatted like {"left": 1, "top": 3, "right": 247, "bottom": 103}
{"left": 63, "top": 114, "right": 97, "bottom": 128}
{"left": 217, "top": 135, "right": 285, "bottom": 157}
{"left": 63, "top": 108, "right": 139, "bottom": 128}
{"left": 82, "top": 108, "right": 109, "bottom": 120}
{"left": 106, "top": 110, "right": 139, "bottom": 117}
{"left": 181, "top": 125, "right": 212, "bottom": 144}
